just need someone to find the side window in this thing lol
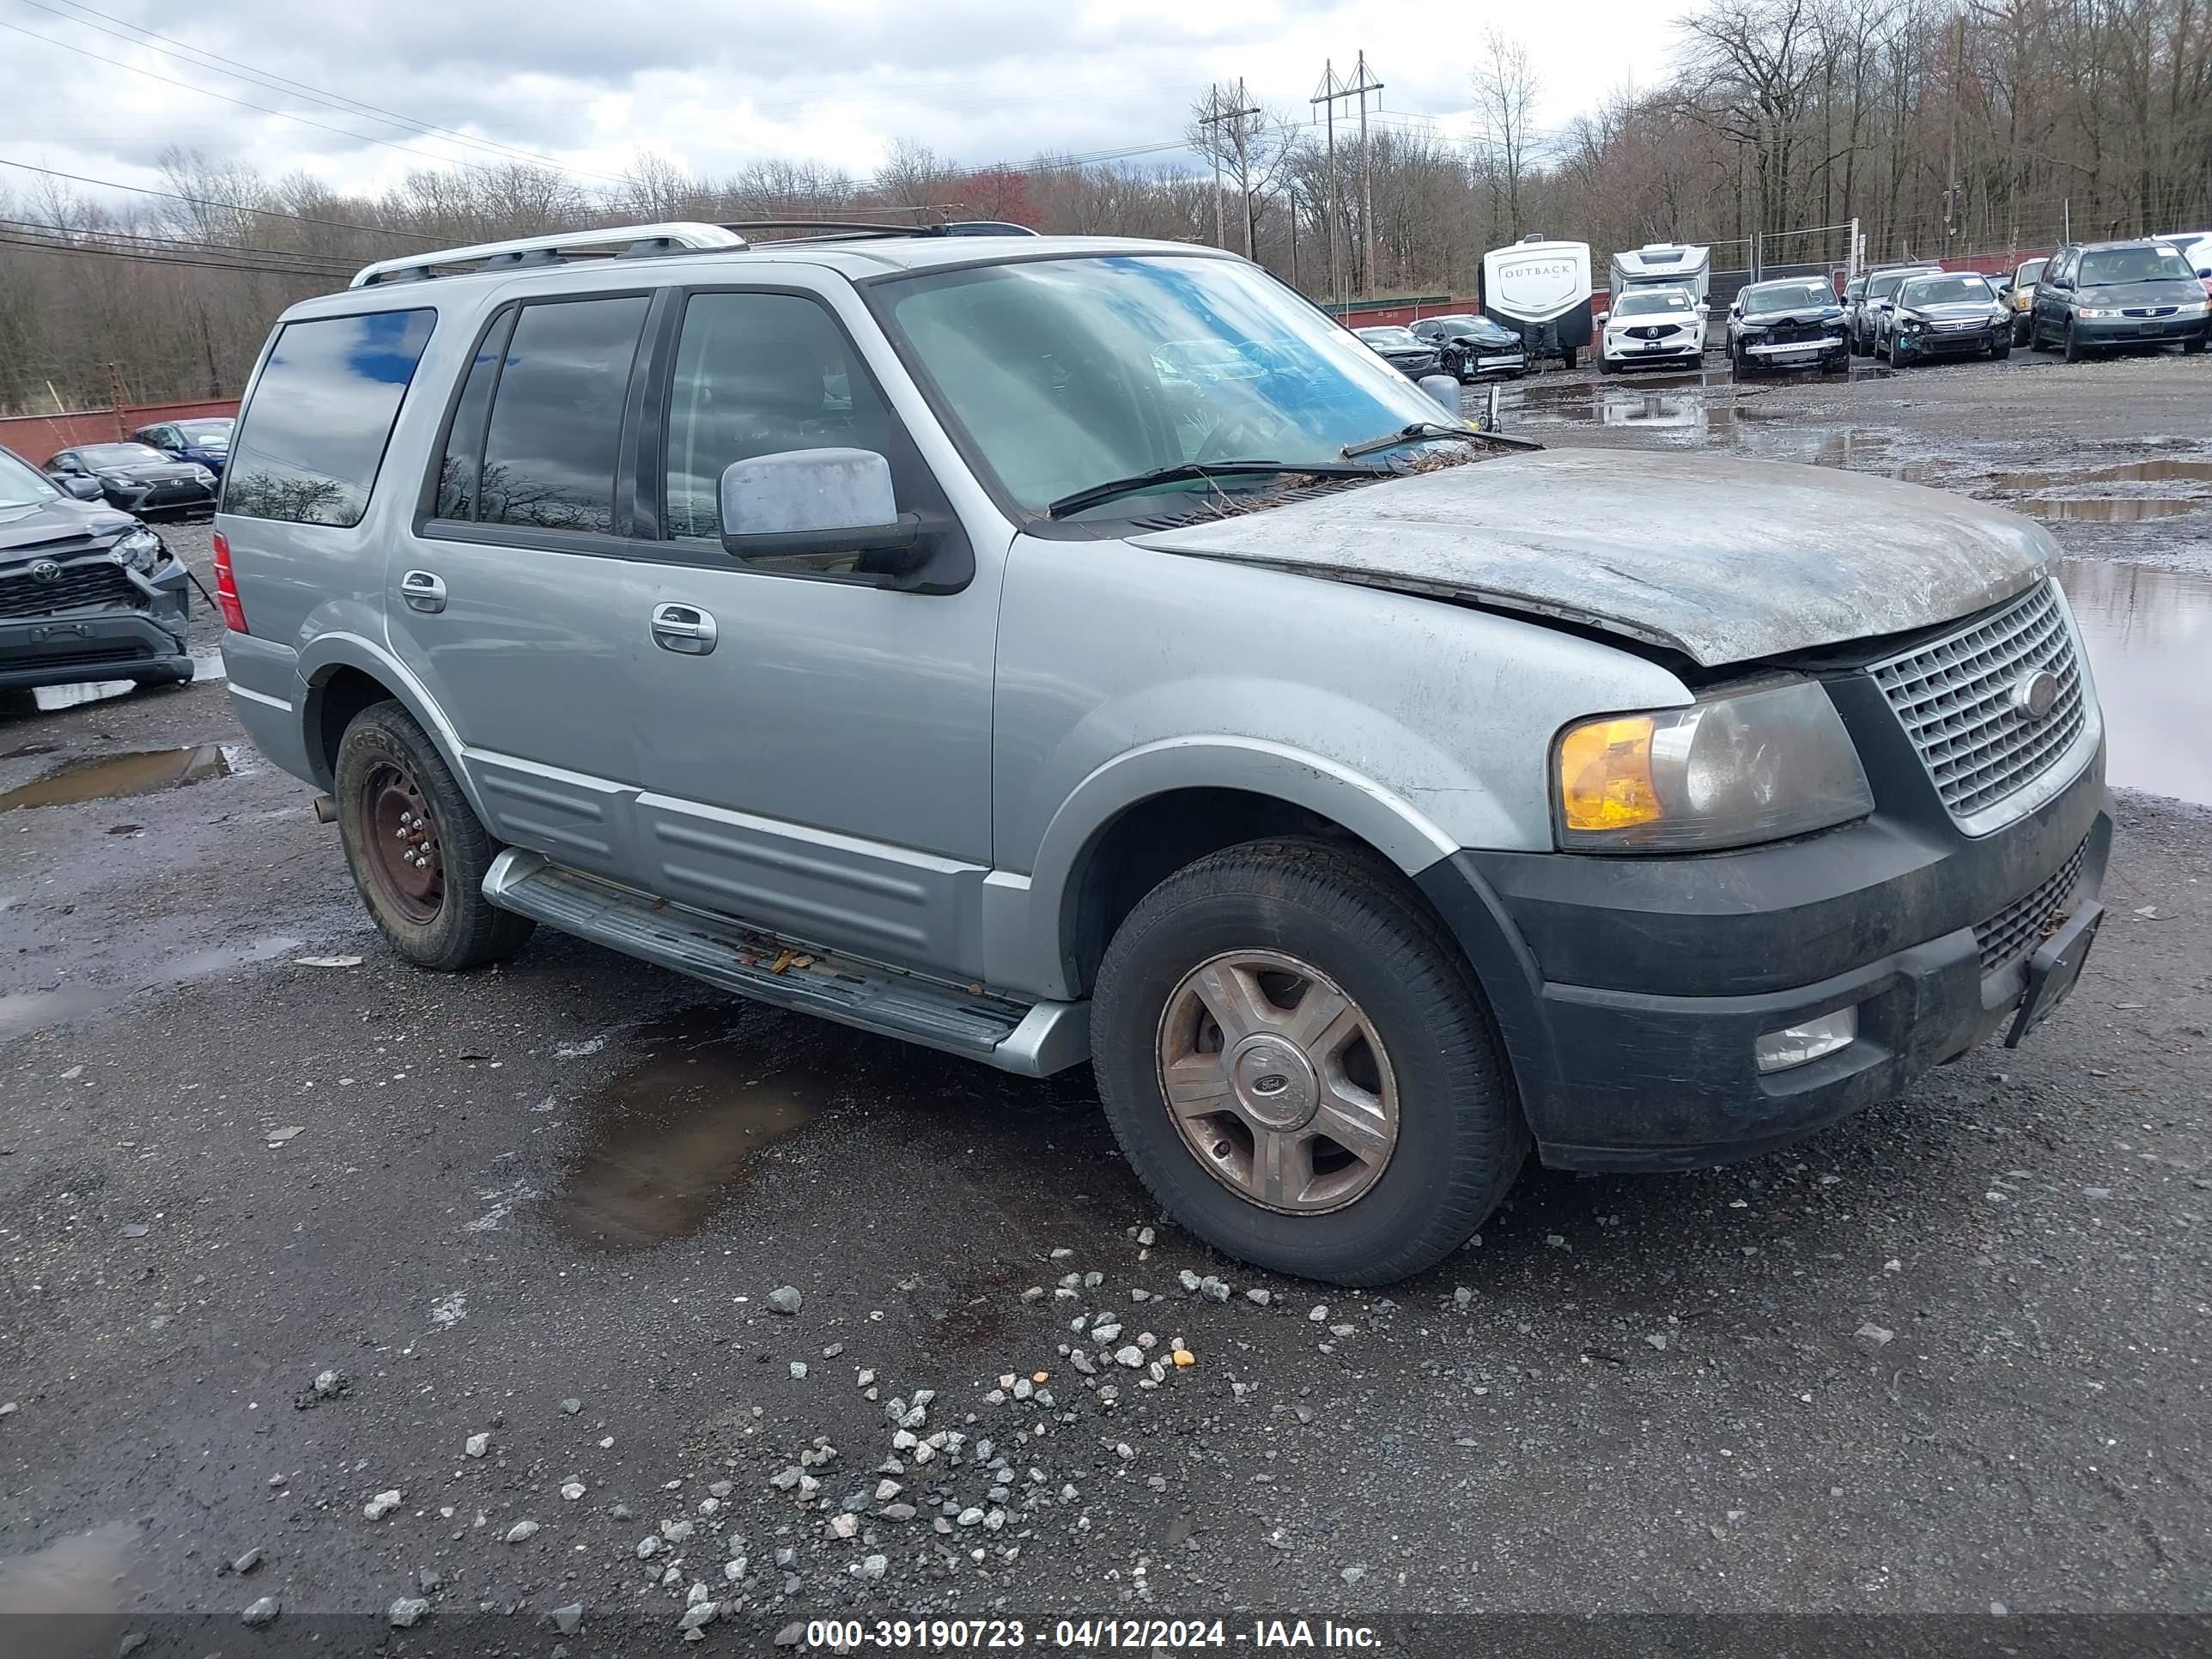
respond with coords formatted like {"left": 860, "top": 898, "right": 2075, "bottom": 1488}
{"left": 433, "top": 307, "right": 518, "bottom": 521}
{"left": 477, "top": 296, "right": 650, "bottom": 536}
{"left": 225, "top": 308, "right": 435, "bottom": 526}
{"left": 662, "top": 291, "right": 895, "bottom": 545}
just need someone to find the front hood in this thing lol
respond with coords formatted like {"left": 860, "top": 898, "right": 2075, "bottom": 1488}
{"left": 96, "top": 464, "right": 200, "bottom": 483}
{"left": 1903, "top": 303, "right": 2000, "bottom": 321}
{"left": 2079, "top": 281, "right": 2202, "bottom": 308}
{"left": 1743, "top": 308, "right": 1844, "bottom": 327}
{"left": 0, "top": 496, "right": 131, "bottom": 558}
{"left": 1129, "top": 449, "right": 2054, "bottom": 668}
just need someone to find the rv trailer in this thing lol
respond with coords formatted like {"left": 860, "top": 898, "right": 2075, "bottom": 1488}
{"left": 1481, "top": 235, "right": 1595, "bottom": 368}
{"left": 1608, "top": 242, "right": 1712, "bottom": 307}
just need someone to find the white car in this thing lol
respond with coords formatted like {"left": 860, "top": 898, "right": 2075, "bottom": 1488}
{"left": 1598, "top": 287, "right": 1706, "bottom": 372}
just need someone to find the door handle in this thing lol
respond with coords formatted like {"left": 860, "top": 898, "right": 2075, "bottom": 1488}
{"left": 400, "top": 569, "right": 447, "bottom": 614}
{"left": 651, "top": 603, "right": 718, "bottom": 655}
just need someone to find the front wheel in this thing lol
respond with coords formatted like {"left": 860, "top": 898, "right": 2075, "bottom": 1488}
{"left": 2184, "top": 331, "right": 2208, "bottom": 356}
{"left": 334, "top": 701, "right": 535, "bottom": 971}
{"left": 1091, "top": 838, "right": 1528, "bottom": 1285}
{"left": 2063, "top": 321, "right": 2084, "bottom": 363}
{"left": 2011, "top": 315, "right": 2031, "bottom": 347}
{"left": 1990, "top": 339, "right": 2012, "bottom": 361}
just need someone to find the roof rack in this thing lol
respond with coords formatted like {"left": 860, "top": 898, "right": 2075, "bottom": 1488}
{"left": 348, "top": 222, "right": 746, "bottom": 289}
{"left": 721, "top": 219, "right": 1045, "bottom": 242}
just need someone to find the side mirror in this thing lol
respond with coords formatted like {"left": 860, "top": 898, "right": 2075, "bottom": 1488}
{"left": 719, "top": 448, "right": 930, "bottom": 579}
{"left": 1416, "top": 374, "right": 1462, "bottom": 415}
{"left": 60, "top": 474, "right": 103, "bottom": 501}
{"left": 2198, "top": 268, "right": 2211, "bottom": 280}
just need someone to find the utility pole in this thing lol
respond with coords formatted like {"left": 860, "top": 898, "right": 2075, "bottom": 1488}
{"left": 1310, "top": 55, "right": 1382, "bottom": 306}
{"left": 1944, "top": 15, "right": 1964, "bottom": 257}
{"left": 1312, "top": 61, "right": 1340, "bottom": 311}
{"left": 1199, "top": 79, "right": 1261, "bottom": 258}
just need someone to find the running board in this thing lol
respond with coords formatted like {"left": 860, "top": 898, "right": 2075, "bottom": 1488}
{"left": 482, "top": 850, "right": 1087, "bottom": 1076}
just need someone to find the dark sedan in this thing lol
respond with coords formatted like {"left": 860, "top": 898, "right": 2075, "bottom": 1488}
{"left": 1352, "top": 325, "right": 1442, "bottom": 379}
{"left": 128, "top": 416, "right": 234, "bottom": 477}
{"left": 1883, "top": 271, "right": 2011, "bottom": 366}
{"left": 1728, "top": 276, "right": 1851, "bottom": 373}
{"left": 43, "top": 441, "right": 217, "bottom": 517}
{"left": 2029, "top": 239, "right": 2210, "bottom": 359}
{"left": 1408, "top": 313, "right": 1528, "bottom": 380}
{"left": 0, "top": 443, "right": 192, "bottom": 693}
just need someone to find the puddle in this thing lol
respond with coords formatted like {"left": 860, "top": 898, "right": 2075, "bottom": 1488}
{"left": 1997, "top": 459, "right": 2212, "bottom": 489}
{"left": 2056, "top": 559, "right": 2212, "bottom": 805}
{"left": 550, "top": 1006, "right": 823, "bottom": 1251}
{"left": 0, "top": 1520, "right": 137, "bottom": 1654}
{"left": 0, "top": 934, "right": 305, "bottom": 1042}
{"left": 0, "top": 744, "right": 229, "bottom": 811}
{"left": 2017, "top": 497, "right": 2201, "bottom": 523}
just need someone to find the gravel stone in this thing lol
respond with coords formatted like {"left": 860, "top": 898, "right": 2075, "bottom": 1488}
{"left": 1245, "top": 1288, "right": 1273, "bottom": 1305}
{"left": 363, "top": 1491, "right": 402, "bottom": 1522}
{"left": 560, "top": 1398, "right": 581, "bottom": 1414}
{"left": 240, "top": 1597, "right": 280, "bottom": 1627}
{"left": 551, "top": 1604, "right": 582, "bottom": 1635}
{"left": 1115, "top": 1346, "right": 1145, "bottom": 1368}
{"left": 504, "top": 1520, "right": 538, "bottom": 1543}
{"left": 464, "top": 1432, "right": 489, "bottom": 1458}
{"left": 767, "top": 1286, "right": 804, "bottom": 1315}
{"left": 387, "top": 1596, "right": 430, "bottom": 1628}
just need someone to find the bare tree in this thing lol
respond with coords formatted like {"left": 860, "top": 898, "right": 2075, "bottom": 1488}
{"left": 1470, "top": 27, "right": 1544, "bottom": 235}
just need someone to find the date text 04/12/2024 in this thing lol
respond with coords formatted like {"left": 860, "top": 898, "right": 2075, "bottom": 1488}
{"left": 803, "top": 1618, "right": 1383, "bottom": 1649}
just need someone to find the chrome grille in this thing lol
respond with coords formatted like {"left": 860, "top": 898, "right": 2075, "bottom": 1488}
{"left": 0, "top": 556, "right": 137, "bottom": 620}
{"left": 1870, "top": 580, "right": 2086, "bottom": 823}
{"left": 1973, "top": 838, "right": 2088, "bottom": 975}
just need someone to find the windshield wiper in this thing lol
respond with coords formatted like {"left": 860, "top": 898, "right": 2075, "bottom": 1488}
{"left": 1044, "top": 459, "right": 1387, "bottom": 520}
{"left": 1340, "top": 420, "right": 1480, "bottom": 460}
{"left": 1342, "top": 418, "right": 1544, "bottom": 459}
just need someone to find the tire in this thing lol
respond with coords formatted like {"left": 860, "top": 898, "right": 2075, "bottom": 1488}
{"left": 1559, "top": 346, "right": 1577, "bottom": 371}
{"left": 2063, "top": 320, "right": 2083, "bottom": 363}
{"left": 1990, "top": 340, "right": 2012, "bottom": 362}
{"left": 2011, "top": 314, "right": 2030, "bottom": 348}
{"left": 2184, "top": 331, "right": 2208, "bottom": 356}
{"left": 1598, "top": 354, "right": 1616, "bottom": 374}
{"left": 333, "top": 700, "right": 535, "bottom": 972}
{"left": 1090, "top": 837, "right": 1528, "bottom": 1286}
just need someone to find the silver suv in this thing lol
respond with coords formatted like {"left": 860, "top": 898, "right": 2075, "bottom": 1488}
{"left": 216, "top": 222, "right": 2112, "bottom": 1285}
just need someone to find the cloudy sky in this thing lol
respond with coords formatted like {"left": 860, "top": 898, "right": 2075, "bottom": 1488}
{"left": 0, "top": 0, "right": 1699, "bottom": 211}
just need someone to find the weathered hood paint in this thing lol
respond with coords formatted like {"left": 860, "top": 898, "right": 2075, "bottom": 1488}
{"left": 1130, "top": 448, "right": 2055, "bottom": 668}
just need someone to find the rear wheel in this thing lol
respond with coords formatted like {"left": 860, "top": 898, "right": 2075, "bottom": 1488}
{"left": 2011, "top": 313, "right": 2031, "bottom": 347}
{"left": 334, "top": 701, "right": 534, "bottom": 971}
{"left": 1091, "top": 837, "right": 1528, "bottom": 1285}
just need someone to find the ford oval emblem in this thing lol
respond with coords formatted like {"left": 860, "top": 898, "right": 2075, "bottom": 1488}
{"left": 2011, "top": 669, "right": 2060, "bottom": 720}
{"left": 29, "top": 559, "right": 61, "bottom": 583}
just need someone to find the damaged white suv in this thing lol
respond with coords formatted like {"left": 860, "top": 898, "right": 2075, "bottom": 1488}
{"left": 216, "top": 223, "right": 2111, "bottom": 1285}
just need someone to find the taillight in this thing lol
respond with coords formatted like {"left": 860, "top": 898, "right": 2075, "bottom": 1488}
{"left": 210, "top": 531, "right": 249, "bottom": 634}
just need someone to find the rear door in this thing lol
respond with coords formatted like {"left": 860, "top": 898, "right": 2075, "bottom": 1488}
{"left": 385, "top": 292, "right": 655, "bottom": 878}
{"left": 620, "top": 283, "right": 1001, "bottom": 977}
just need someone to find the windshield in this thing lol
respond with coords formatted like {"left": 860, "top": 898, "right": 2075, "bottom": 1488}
{"left": 175, "top": 420, "right": 233, "bottom": 442}
{"left": 0, "top": 448, "right": 60, "bottom": 508}
{"left": 1900, "top": 274, "right": 1993, "bottom": 306}
{"left": 1358, "top": 327, "right": 1420, "bottom": 348}
{"left": 79, "top": 443, "right": 166, "bottom": 465}
{"left": 879, "top": 255, "right": 1451, "bottom": 517}
{"left": 1741, "top": 281, "right": 1833, "bottom": 313}
{"left": 1613, "top": 289, "right": 1694, "bottom": 317}
{"left": 2078, "top": 246, "right": 2194, "bottom": 285}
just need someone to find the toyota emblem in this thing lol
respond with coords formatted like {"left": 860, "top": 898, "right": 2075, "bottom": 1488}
{"left": 2010, "top": 669, "right": 2060, "bottom": 720}
{"left": 29, "top": 559, "right": 60, "bottom": 583}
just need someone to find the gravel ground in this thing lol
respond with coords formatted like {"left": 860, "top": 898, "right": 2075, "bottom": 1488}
{"left": 2, "top": 351, "right": 2209, "bottom": 1656}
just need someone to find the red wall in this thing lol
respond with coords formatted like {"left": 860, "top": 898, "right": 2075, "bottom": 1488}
{"left": 0, "top": 397, "right": 241, "bottom": 462}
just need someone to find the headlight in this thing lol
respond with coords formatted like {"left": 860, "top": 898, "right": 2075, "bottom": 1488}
{"left": 190, "top": 465, "right": 215, "bottom": 483}
{"left": 2076, "top": 307, "right": 2119, "bottom": 319}
{"left": 1899, "top": 315, "right": 1926, "bottom": 331}
{"left": 2177, "top": 299, "right": 2209, "bottom": 316}
{"left": 111, "top": 526, "right": 165, "bottom": 573}
{"left": 1553, "top": 679, "right": 1874, "bottom": 852}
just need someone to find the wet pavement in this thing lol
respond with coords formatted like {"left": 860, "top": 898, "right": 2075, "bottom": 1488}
{"left": 3, "top": 352, "right": 2212, "bottom": 1650}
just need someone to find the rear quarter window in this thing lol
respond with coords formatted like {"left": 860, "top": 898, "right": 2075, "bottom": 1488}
{"left": 224, "top": 308, "right": 436, "bottom": 527}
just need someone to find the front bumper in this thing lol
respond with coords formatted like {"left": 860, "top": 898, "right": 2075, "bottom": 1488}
{"left": 1894, "top": 324, "right": 2006, "bottom": 358}
{"left": 0, "top": 554, "right": 192, "bottom": 690}
{"left": 1742, "top": 335, "right": 1848, "bottom": 363}
{"left": 1606, "top": 336, "right": 1702, "bottom": 363}
{"left": 1416, "top": 738, "right": 2112, "bottom": 1172}
{"left": 2070, "top": 312, "right": 2208, "bottom": 347}
{"left": 103, "top": 478, "right": 216, "bottom": 515}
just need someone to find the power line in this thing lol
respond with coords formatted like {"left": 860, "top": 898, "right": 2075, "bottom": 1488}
{"left": 0, "top": 229, "right": 339, "bottom": 278}
{"left": 0, "top": 16, "right": 593, "bottom": 183}
{"left": 0, "top": 216, "right": 356, "bottom": 274}
{"left": 18, "top": 0, "right": 634, "bottom": 188}
{"left": 0, "top": 156, "right": 437, "bottom": 243}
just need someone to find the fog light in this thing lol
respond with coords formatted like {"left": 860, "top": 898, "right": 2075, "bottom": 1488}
{"left": 1754, "top": 1007, "right": 1857, "bottom": 1073}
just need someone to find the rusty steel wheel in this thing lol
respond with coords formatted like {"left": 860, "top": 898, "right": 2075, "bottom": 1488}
{"left": 356, "top": 757, "right": 445, "bottom": 927}
{"left": 1155, "top": 947, "right": 1401, "bottom": 1214}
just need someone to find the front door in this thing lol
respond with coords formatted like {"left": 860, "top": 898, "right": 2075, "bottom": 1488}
{"left": 386, "top": 294, "right": 653, "bottom": 878}
{"left": 625, "top": 287, "right": 1000, "bottom": 979}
